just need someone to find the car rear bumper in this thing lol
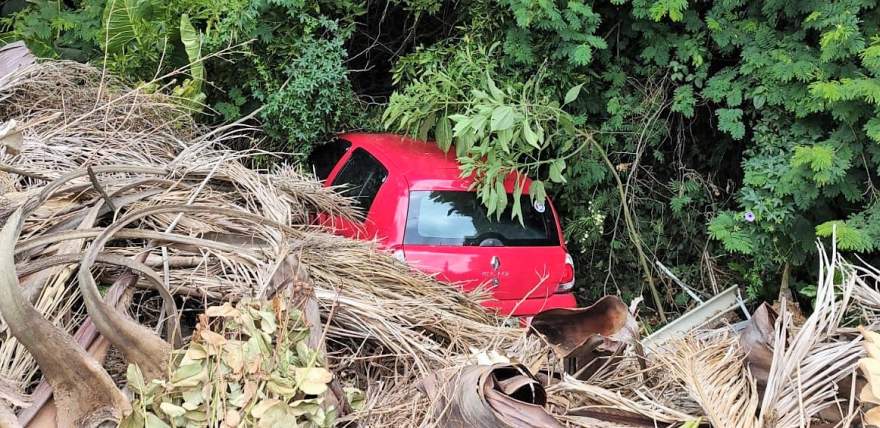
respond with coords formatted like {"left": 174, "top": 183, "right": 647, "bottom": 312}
{"left": 482, "top": 293, "right": 577, "bottom": 317}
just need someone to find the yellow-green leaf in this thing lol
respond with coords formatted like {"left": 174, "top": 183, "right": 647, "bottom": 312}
{"left": 294, "top": 367, "right": 332, "bottom": 395}
{"left": 159, "top": 402, "right": 187, "bottom": 418}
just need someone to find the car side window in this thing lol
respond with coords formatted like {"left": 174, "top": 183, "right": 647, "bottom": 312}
{"left": 308, "top": 138, "right": 351, "bottom": 181}
{"left": 331, "top": 148, "right": 388, "bottom": 214}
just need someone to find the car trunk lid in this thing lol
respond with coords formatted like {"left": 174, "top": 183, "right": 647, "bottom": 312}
{"left": 401, "top": 190, "right": 566, "bottom": 300}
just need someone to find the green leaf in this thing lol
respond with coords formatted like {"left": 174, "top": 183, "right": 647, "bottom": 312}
{"left": 496, "top": 127, "right": 513, "bottom": 153}
{"left": 494, "top": 178, "right": 508, "bottom": 218}
{"left": 716, "top": 108, "right": 745, "bottom": 140}
{"left": 126, "top": 364, "right": 145, "bottom": 394}
{"left": 671, "top": 85, "right": 695, "bottom": 118}
{"left": 451, "top": 115, "right": 472, "bottom": 137}
{"left": 418, "top": 112, "right": 437, "bottom": 141}
{"left": 435, "top": 115, "right": 453, "bottom": 152}
{"left": 171, "top": 362, "right": 203, "bottom": 387}
{"left": 549, "top": 159, "right": 566, "bottom": 183}
{"left": 681, "top": 419, "right": 702, "bottom": 428}
{"left": 752, "top": 95, "right": 766, "bottom": 109}
{"left": 865, "top": 117, "right": 880, "bottom": 143}
{"left": 816, "top": 220, "right": 875, "bottom": 252}
{"left": 563, "top": 83, "right": 584, "bottom": 105}
{"left": 159, "top": 402, "right": 187, "bottom": 418}
{"left": 708, "top": 213, "right": 754, "bottom": 254}
{"left": 530, "top": 180, "right": 546, "bottom": 203}
{"left": 490, "top": 106, "right": 516, "bottom": 131}
{"left": 512, "top": 176, "right": 524, "bottom": 223}
{"left": 522, "top": 119, "right": 540, "bottom": 149}
{"left": 180, "top": 14, "right": 204, "bottom": 87}
{"left": 570, "top": 45, "right": 593, "bottom": 66}
{"left": 103, "top": 0, "right": 143, "bottom": 53}
{"left": 144, "top": 412, "right": 172, "bottom": 428}
{"left": 649, "top": 0, "right": 688, "bottom": 22}
{"left": 486, "top": 73, "right": 505, "bottom": 101}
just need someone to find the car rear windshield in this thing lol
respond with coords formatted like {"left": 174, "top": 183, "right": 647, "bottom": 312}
{"left": 404, "top": 190, "right": 560, "bottom": 247}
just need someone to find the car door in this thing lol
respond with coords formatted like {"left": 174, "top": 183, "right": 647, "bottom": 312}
{"left": 323, "top": 147, "right": 389, "bottom": 239}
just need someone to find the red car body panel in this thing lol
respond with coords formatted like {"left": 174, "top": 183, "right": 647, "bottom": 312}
{"left": 318, "top": 132, "right": 577, "bottom": 317}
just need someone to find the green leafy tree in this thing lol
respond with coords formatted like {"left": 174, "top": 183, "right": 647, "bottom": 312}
{"left": 2, "top": 0, "right": 363, "bottom": 151}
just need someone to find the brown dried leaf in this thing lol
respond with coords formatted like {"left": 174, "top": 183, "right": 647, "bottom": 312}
{"left": 862, "top": 384, "right": 880, "bottom": 405}
{"left": 206, "top": 302, "right": 241, "bottom": 318}
{"left": 529, "top": 296, "right": 636, "bottom": 358}
{"left": 866, "top": 406, "right": 880, "bottom": 427}
{"left": 739, "top": 303, "right": 776, "bottom": 392}
{"left": 420, "top": 363, "right": 562, "bottom": 428}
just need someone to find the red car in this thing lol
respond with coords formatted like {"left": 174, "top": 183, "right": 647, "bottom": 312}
{"left": 309, "top": 133, "right": 577, "bottom": 317}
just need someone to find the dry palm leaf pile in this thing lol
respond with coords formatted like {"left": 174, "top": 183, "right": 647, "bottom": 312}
{"left": 4, "top": 53, "right": 880, "bottom": 427}
{"left": 0, "top": 56, "right": 530, "bottom": 427}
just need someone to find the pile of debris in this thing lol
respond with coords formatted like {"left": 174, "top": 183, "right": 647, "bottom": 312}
{"left": 0, "top": 53, "right": 531, "bottom": 427}
{"left": 2, "top": 48, "right": 880, "bottom": 427}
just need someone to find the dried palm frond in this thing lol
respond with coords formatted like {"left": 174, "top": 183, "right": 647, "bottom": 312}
{"left": 758, "top": 244, "right": 863, "bottom": 427}
{"left": 548, "top": 376, "right": 697, "bottom": 425}
{"left": 657, "top": 335, "right": 759, "bottom": 428}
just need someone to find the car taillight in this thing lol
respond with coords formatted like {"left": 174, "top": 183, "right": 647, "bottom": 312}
{"left": 557, "top": 253, "right": 575, "bottom": 292}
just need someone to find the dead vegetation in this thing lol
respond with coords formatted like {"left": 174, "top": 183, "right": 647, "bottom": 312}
{"left": 2, "top": 54, "right": 880, "bottom": 427}
{"left": 0, "top": 58, "right": 528, "bottom": 427}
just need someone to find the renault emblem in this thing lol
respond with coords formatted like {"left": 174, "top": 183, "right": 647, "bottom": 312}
{"left": 490, "top": 256, "right": 500, "bottom": 272}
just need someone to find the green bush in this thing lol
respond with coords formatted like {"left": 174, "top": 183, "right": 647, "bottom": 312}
{"left": 1, "top": 0, "right": 363, "bottom": 151}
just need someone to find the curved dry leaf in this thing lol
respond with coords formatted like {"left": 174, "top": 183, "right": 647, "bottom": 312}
{"left": 0, "top": 208, "right": 130, "bottom": 425}
{"left": 206, "top": 303, "right": 240, "bottom": 318}
{"left": 861, "top": 358, "right": 880, "bottom": 378}
{"left": 866, "top": 406, "right": 880, "bottom": 427}
{"left": 200, "top": 330, "right": 227, "bottom": 347}
{"left": 183, "top": 344, "right": 208, "bottom": 361}
{"left": 250, "top": 399, "right": 281, "bottom": 419}
{"left": 862, "top": 327, "right": 880, "bottom": 345}
{"left": 420, "top": 363, "right": 562, "bottom": 428}
{"left": 739, "top": 303, "right": 776, "bottom": 391}
{"left": 867, "top": 343, "right": 880, "bottom": 360}
{"left": 223, "top": 409, "right": 241, "bottom": 427}
{"left": 529, "top": 296, "right": 635, "bottom": 358}
{"left": 862, "top": 384, "right": 880, "bottom": 405}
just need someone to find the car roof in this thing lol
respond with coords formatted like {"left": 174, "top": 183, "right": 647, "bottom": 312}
{"left": 339, "top": 132, "right": 533, "bottom": 192}
{"left": 339, "top": 132, "right": 469, "bottom": 190}
{"left": 341, "top": 132, "right": 459, "bottom": 179}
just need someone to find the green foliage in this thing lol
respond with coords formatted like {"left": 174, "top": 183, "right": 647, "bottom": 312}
{"left": 497, "top": 0, "right": 605, "bottom": 67}
{"left": 381, "top": 0, "right": 880, "bottom": 308}
{"left": 3, "top": 0, "right": 363, "bottom": 149}
{"left": 648, "top": 0, "right": 689, "bottom": 22}
{"left": 816, "top": 203, "right": 880, "bottom": 252}
{"left": 174, "top": 14, "right": 206, "bottom": 107}
{"left": 708, "top": 212, "right": 754, "bottom": 255}
{"left": 385, "top": 60, "right": 581, "bottom": 219}
{"left": 250, "top": 29, "right": 360, "bottom": 149}
{"left": 815, "top": 221, "right": 874, "bottom": 252}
